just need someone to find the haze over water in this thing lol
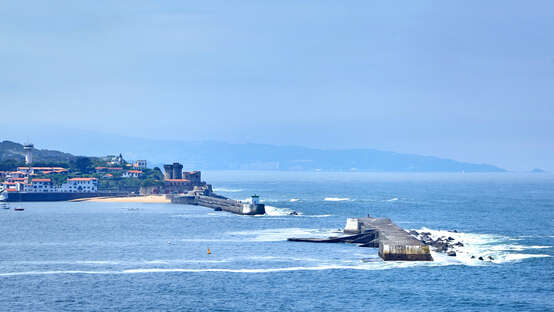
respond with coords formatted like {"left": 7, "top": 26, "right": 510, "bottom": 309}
{"left": 1, "top": 172, "right": 553, "bottom": 311}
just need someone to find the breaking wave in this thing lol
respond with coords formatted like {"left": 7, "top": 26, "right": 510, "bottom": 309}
{"left": 213, "top": 188, "right": 243, "bottom": 193}
{"left": 412, "top": 227, "right": 552, "bottom": 265}
{"left": 0, "top": 264, "right": 417, "bottom": 277}
{"left": 324, "top": 197, "right": 350, "bottom": 201}
{"left": 264, "top": 205, "right": 301, "bottom": 216}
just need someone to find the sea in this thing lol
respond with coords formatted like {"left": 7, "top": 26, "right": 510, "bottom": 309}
{"left": 1, "top": 172, "right": 553, "bottom": 311}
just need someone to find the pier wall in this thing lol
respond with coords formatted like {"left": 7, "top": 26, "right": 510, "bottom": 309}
{"left": 171, "top": 195, "right": 265, "bottom": 215}
{"left": 288, "top": 217, "right": 433, "bottom": 261}
{"left": 2, "top": 192, "right": 129, "bottom": 202}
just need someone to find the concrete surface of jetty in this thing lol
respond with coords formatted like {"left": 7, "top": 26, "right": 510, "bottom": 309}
{"left": 288, "top": 217, "right": 433, "bottom": 261}
{"left": 171, "top": 194, "right": 266, "bottom": 215}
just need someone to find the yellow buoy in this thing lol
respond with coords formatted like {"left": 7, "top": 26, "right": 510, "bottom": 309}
{"left": 207, "top": 248, "right": 212, "bottom": 255}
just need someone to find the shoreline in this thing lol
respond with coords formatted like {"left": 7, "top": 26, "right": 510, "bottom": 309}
{"left": 72, "top": 195, "right": 170, "bottom": 203}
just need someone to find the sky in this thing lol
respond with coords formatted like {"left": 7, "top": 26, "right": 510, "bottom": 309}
{"left": 1, "top": 1, "right": 553, "bottom": 171}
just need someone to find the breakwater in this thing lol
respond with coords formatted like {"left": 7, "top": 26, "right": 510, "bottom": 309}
{"left": 288, "top": 217, "right": 433, "bottom": 261}
{"left": 171, "top": 195, "right": 265, "bottom": 215}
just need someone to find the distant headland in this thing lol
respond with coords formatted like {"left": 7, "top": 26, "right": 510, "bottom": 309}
{"left": 1, "top": 139, "right": 506, "bottom": 172}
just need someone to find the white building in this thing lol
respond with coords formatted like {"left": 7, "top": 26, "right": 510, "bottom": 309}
{"left": 18, "top": 177, "right": 98, "bottom": 193}
{"left": 134, "top": 160, "right": 147, "bottom": 169}
{"left": 122, "top": 170, "right": 143, "bottom": 178}
{"left": 61, "top": 178, "right": 98, "bottom": 193}
{"left": 26, "top": 178, "right": 54, "bottom": 192}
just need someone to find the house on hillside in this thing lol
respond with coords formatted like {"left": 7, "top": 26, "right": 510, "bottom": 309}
{"left": 122, "top": 170, "right": 143, "bottom": 178}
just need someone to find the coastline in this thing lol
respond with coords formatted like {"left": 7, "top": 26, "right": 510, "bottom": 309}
{"left": 72, "top": 195, "right": 170, "bottom": 203}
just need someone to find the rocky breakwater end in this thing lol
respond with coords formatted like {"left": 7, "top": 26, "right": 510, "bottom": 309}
{"left": 409, "top": 230, "right": 495, "bottom": 262}
{"left": 288, "top": 217, "right": 433, "bottom": 261}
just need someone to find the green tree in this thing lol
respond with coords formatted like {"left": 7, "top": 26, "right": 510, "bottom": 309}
{"left": 72, "top": 157, "right": 93, "bottom": 174}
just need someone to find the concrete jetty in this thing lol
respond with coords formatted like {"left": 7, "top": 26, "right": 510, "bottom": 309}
{"left": 171, "top": 194, "right": 266, "bottom": 215}
{"left": 288, "top": 217, "right": 433, "bottom": 261}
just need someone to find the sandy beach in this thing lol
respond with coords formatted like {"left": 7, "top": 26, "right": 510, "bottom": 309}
{"left": 73, "top": 195, "right": 171, "bottom": 203}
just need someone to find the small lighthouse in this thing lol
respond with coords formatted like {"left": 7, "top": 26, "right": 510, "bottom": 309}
{"left": 23, "top": 143, "right": 34, "bottom": 165}
{"left": 251, "top": 194, "right": 260, "bottom": 205}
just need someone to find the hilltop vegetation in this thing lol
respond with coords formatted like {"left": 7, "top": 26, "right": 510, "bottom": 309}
{"left": 0, "top": 140, "right": 75, "bottom": 163}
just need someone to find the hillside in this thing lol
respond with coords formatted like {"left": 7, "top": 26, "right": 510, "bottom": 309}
{"left": 0, "top": 140, "right": 76, "bottom": 163}
{"left": 1, "top": 138, "right": 506, "bottom": 172}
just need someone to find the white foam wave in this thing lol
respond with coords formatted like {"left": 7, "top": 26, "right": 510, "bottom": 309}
{"left": 412, "top": 227, "right": 552, "bottom": 265}
{"left": 303, "top": 214, "right": 332, "bottom": 218}
{"left": 264, "top": 205, "right": 302, "bottom": 216}
{"left": 324, "top": 197, "right": 350, "bottom": 201}
{"left": 386, "top": 197, "right": 399, "bottom": 202}
{"left": 0, "top": 265, "right": 395, "bottom": 277}
{"left": 289, "top": 198, "right": 300, "bottom": 202}
{"left": 213, "top": 188, "right": 243, "bottom": 193}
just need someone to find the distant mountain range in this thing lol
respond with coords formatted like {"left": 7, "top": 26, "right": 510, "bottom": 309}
{"left": 0, "top": 138, "right": 505, "bottom": 172}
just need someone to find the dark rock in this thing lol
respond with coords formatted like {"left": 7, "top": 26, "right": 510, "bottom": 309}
{"left": 421, "top": 232, "right": 431, "bottom": 236}
{"left": 447, "top": 237, "right": 455, "bottom": 241}
{"left": 431, "top": 240, "right": 449, "bottom": 252}
{"left": 409, "top": 230, "right": 419, "bottom": 236}
{"left": 478, "top": 256, "right": 484, "bottom": 261}
{"left": 454, "top": 242, "right": 464, "bottom": 247}
{"left": 289, "top": 211, "right": 298, "bottom": 215}
{"left": 488, "top": 256, "right": 494, "bottom": 261}
{"left": 447, "top": 251, "right": 456, "bottom": 256}
{"left": 451, "top": 230, "right": 458, "bottom": 233}
{"left": 471, "top": 256, "right": 475, "bottom": 259}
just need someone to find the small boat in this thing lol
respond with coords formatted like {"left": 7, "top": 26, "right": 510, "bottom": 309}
{"left": 14, "top": 207, "right": 24, "bottom": 211}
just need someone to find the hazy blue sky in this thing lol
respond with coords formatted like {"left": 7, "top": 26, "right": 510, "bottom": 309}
{"left": 1, "top": 1, "right": 553, "bottom": 171}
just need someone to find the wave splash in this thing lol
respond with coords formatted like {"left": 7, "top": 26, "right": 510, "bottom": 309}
{"left": 412, "top": 227, "right": 551, "bottom": 265}
{"left": 324, "top": 197, "right": 350, "bottom": 201}
{"left": 213, "top": 188, "right": 243, "bottom": 193}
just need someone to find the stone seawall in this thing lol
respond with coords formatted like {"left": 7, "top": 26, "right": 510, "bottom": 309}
{"left": 1, "top": 192, "right": 129, "bottom": 202}
{"left": 288, "top": 217, "right": 433, "bottom": 261}
{"left": 171, "top": 195, "right": 265, "bottom": 215}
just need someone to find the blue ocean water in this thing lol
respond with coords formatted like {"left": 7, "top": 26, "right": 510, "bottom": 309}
{"left": 1, "top": 172, "right": 553, "bottom": 311}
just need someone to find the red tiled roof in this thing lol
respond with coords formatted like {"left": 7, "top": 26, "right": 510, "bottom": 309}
{"left": 32, "top": 178, "right": 51, "bottom": 182}
{"left": 18, "top": 167, "right": 67, "bottom": 171}
{"left": 165, "top": 179, "right": 191, "bottom": 182}
{"left": 6, "top": 188, "right": 17, "bottom": 192}
{"left": 127, "top": 170, "right": 142, "bottom": 173}
{"left": 68, "top": 178, "right": 97, "bottom": 181}
{"left": 10, "top": 177, "right": 26, "bottom": 181}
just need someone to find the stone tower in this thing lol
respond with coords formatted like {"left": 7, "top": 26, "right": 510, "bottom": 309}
{"left": 172, "top": 163, "right": 183, "bottom": 180}
{"left": 163, "top": 164, "right": 173, "bottom": 180}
